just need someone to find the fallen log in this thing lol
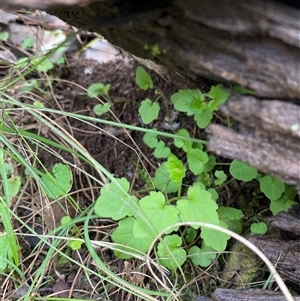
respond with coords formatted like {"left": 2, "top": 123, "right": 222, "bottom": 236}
{"left": 206, "top": 94, "right": 300, "bottom": 193}
{"left": 212, "top": 288, "right": 300, "bottom": 301}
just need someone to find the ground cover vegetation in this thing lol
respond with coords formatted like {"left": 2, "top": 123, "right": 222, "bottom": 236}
{"left": 0, "top": 20, "right": 297, "bottom": 301}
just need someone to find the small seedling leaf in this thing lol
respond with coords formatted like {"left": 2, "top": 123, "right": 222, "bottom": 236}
{"left": 229, "top": 160, "right": 257, "bottom": 182}
{"left": 143, "top": 132, "right": 158, "bottom": 148}
{"left": 157, "top": 235, "right": 186, "bottom": 270}
{"left": 139, "top": 99, "right": 160, "bottom": 124}
{"left": 250, "top": 222, "right": 267, "bottom": 235}
{"left": 21, "top": 37, "right": 34, "bottom": 50}
{"left": 203, "top": 155, "right": 217, "bottom": 173}
{"left": 171, "top": 89, "right": 205, "bottom": 115}
{"left": 0, "top": 31, "right": 9, "bottom": 42}
{"left": 7, "top": 176, "right": 21, "bottom": 197}
{"left": 88, "top": 83, "right": 110, "bottom": 97}
{"left": 68, "top": 240, "right": 83, "bottom": 250}
{"left": 259, "top": 175, "right": 285, "bottom": 201}
{"left": 214, "top": 170, "right": 227, "bottom": 186}
{"left": 94, "top": 178, "right": 136, "bottom": 220}
{"left": 153, "top": 163, "right": 178, "bottom": 193}
{"left": 207, "top": 84, "right": 230, "bottom": 111}
{"left": 189, "top": 244, "right": 217, "bottom": 267}
{"left": 154, "top": 141, "right": 170, "bottom": 158}
{"left": 41, "top": 163, "right": 72, "bottom": 199}
{"left": 173, "top": 129, "right": 192, "bottom": 152}
{"left": 135, "top": 66, "right": 153, "bottom": 90}
{"left": 187, "top": 148, "right": 209, "bottom": 175}
{"left": 93, "top": 102, "right": 111, "bottom": 115}
{"left": 34, "top": 57, "right": 54, "bottom": 72}
{"left": 166, "top": 154, "right": 186, "bottom": 186}
{"left": 194, "top": 107, "right": 213, "bottom": 129}
{"left": 185, "top": 227, "right": 197, "bottom": 243}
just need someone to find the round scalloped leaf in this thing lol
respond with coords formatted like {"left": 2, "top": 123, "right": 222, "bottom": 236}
{"left": 94, "top": 178, "right": 136, "bottom": 220}
{"left": 189, "top": 244, "right": 216, "bottom": 267}
{"left": 259, "top": 175, "right": 285, "bottom": 201}
{"left": 229, "top": 160, "right": 257, "bottom": 182}
{"left": 41, "top": 163, "right": 72, "bottom": 199}
{"left": 157, "top": 235, "right": 186, "bottom": 270}
{"left": 250, "top": 222, "right": 267, "bottom": 235}
{"left": 153, "top": 163, "right": 178, "bottom": 193}
{"left": 139, "top": 99, "right": 160, "bottom": 124}
{"left": 112, "top": 217, "right": 153, "bottom": 259}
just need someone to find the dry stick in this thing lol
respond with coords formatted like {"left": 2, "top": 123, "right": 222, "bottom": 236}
{"left": 146, "top": 222, "right": 294, "bottom": 301}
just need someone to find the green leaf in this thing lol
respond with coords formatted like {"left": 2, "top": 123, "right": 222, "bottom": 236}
{"left": 7, "top": 176, "right": 21, "bottom": 197}
{"left": 269, "top": 185, "right": 297, "bottom": 215}
{"left": 201, "top": 220, "right": 230, "bottom": 251}
{"left": 0, "top": 31, "right": 9, "bottom": 42}
{"left": 189, "top": 244, "right": 217, "bottom": 267}
{"left": 139, "top": 99, "right": 160, "bottom": 124}
{"left": 197, "top": 172, "right": 212, "bottom": 187}
{"left": 154, "top": 141, "right": 170, "bottom": 158}
{"left": 138, "top": 191, "right": 179, "bottom": 234}
{"left": 68, "top": 240, "right": 83, "bottom": 250}
{"left": 153, "top": 163, "right": 178, "bottom": 193}
{"left": 135, "top": 66, "right": 153, "bottom": 90}
{"left": 250, "top": 222, "right": 267, "bottom": 235}
{"left": 218, "top": 207, "right": 243, "bottom": 221}
{"left": 34, "top": 57, "right": 54, "bottom": 72}
{"left": 185, "top": 227, "right": 197, "bottom": 243}
{"left": 233, "top": 85, "right": 255, "bottom": 95}
{"left": 214, "top": 170, "right": 227, "bottom": 186}
{"left": 87, "top": 83, "right": 110, "bottom": 97}
{"left": 187, "top": 148, "right": 209, "bottom": 175}
{"left": 41, "top": 163, "right": 72, "bottom": 199}
{"left": 207, "top": 84, "right": 230, "bottom": 111}
{"left": 177, "top": 185, "right": 229, "bottom": 250}
{"left": 218, "top": 207, "right": 243, "bottom": 234}
{"left": 166, "top": 154, "right": 186, "bottom": 186}
{"left": 112, "top": 217, "right": 153, "bottom": 259}
{"left": 194, "top": 107, "right": 213, "bottom": 129}
{"left": 93, "top": 102, "right": 111, "bottom": 115}
{"left": 173, "top": 129, "right": 192, "bottom": 152}
{"left": 203, "top": 155, "right": 217, "bottom": 173}
{"left": 0, "top": 201, "right": 19, "bottom": 268}
{"left": 21, "top": 37, "right": 34, "bottom": 50}
{"left": 229, "top": 160, "right": 257, "bottom": 182}
{"left": 177, "top": 185, "right": 218, "bottom": 226}
{"left": 94, "top": 178, "right": 136, "bottom": 220}
{"left": 0, "top": 233, "right": 9, "bottom": 271}
{"left": 259, "top": 175, "right": 285, "bottom": 201}
{"left": 143, "top": 132, "right": 158, "bottom": 148}
{"left": 157, "top": 235, "right": 186, "bottom": 270}
{"left": 171, "top": 89, "right": 205, "bottom": 115}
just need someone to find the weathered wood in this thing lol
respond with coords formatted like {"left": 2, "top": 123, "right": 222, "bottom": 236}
{"left": 249, "top": 235, "right": 300, "bottom": 285}
{"left": 0, "top": 0, "right": 98, "bottom": 10}
{"left": 2, "top": 0, "right": 297, "bottom": 98}
{"left": 206, "top": 94, "right": 300, "bottom": 192}
{"left": 268, "top": 207, "right": 300, "bottom": 236}
{"left": 47, "top": 0, "right": 300, "bottom": 99}
{"left": 212, "top": 288, "right": 300, "bottom": 301}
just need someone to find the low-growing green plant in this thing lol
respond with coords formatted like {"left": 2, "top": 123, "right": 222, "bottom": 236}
{"left": 94, "top": 66, "right": 298, "bottom": 272}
